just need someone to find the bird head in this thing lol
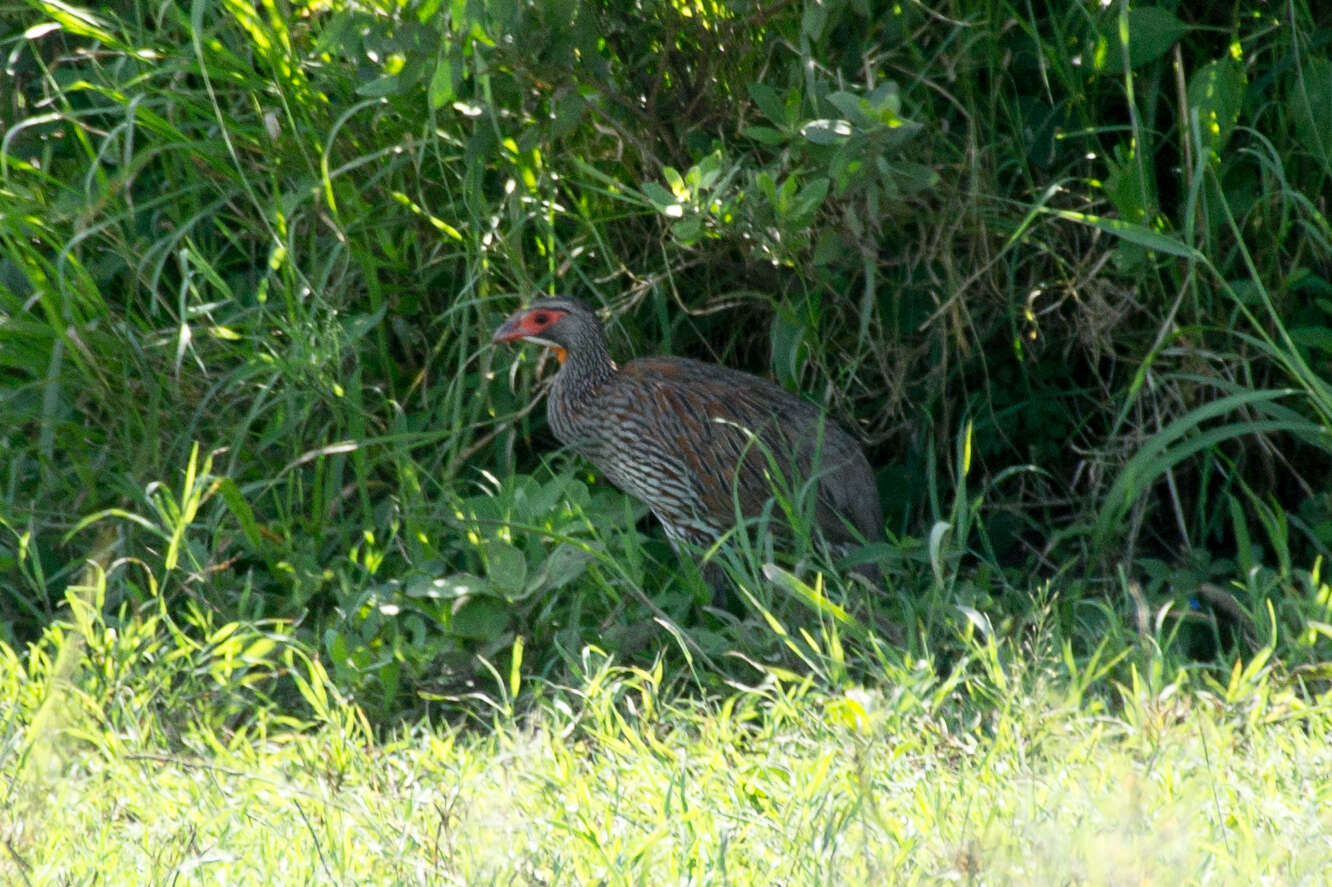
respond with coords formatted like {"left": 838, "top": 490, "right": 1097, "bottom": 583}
{"left": 492, "top": 297, "right": 597, "bottom": 365}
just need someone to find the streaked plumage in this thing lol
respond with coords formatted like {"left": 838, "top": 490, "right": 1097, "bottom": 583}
{"left": 493, "top": 297, "right": 882, "bottom": 585}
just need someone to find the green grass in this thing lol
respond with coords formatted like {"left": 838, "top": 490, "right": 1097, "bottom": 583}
{"left": 3, "top": 0, "right": 1332, "bottom": 882}
{"left": 5, "top": 632, "right": 1330, "bottom": 886}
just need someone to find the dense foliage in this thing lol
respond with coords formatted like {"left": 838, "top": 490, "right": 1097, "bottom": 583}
{"left": 2, "top": 0, "right": 1331, "bottom": 719}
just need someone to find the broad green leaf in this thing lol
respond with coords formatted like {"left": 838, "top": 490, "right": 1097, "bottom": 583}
{"left": 356, "top": 73, "right": 402, "bottom": 97}
{"left": 671, "top": 216, "right": 703, "bottom": 244}
{"left": 1288, "top": 326, "right": 1332, "bottom": 354}
{"left": 549, "top": 89, "right": 586, "bottom": 140}
{"left": 747, "top": 82, "right": 788, "bottom": 127}
{"left": 527, "top": 543, "right": 595, "bottom": 595}
{"left": 1125, "top": 7, "right": 1189, "bottom": 67}
{"left": 641, "top": 181, "right": 678, "bottom": 211}
{"left": 744, "top": 125, "right": 788, "bottom": 145}
{"left": 829, "top": 143, "right": 864, "bottom": 193}
{"left": 812, "top": 230, "right": 846, "bottom": 266}
{"left": 801, "top": 119, "right": 854, "bottom": 146}
{"left": 790, "top": 176, "right": 829, "bottom": 222}
{"left": 875, "top": 119, "right": 924, "bottom": 150}
{"left": 755, "top": 170, "right": 778, "bottom": 204}
{"left": 1289, "top": 57, "right": 1332, "bottom": 168}
{"left": 1105, "top": 142, "right": 1157, "bottom": 224}
{"left": 1093, "top": 7, "right": 1190, "bottom": 74}
{"left": 1187, "top": 57, "right": 1246, "bottom": 160}
{"left": 865, "top": 81, "right": 902, "bottom": 118}
{"left": 312, "top": 9, "right": 355, "bottom": 55}
{"left": 481, "top": 540, "right": 527, "bottom": 595}
{"left": 893, "top": 161, "right": 939, "bottom": 194}
{"left": 770, "top": 308, "right": 806, "bottom": 390}
{"left": 428, "top": 54, "right": 456, "bottom": 109}
{"left": 663, "top": 166, "right": 686, "bottom": 194}
{"left": 450, "top": 595, "right": 509, "bottom": 640}
{"left": 428, "top": 573, "right": 489, "bottom": 599}
{"left": 690, "top": 150, "right": 726, "bottom": 189}
{"left": 802, "top": 0, "right": 827, "bottom": 39}
{"left": 827, "top": 91, "right": 869, "bottom": 125}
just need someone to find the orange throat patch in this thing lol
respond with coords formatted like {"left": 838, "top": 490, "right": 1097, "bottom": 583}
{"left": 553, "top": 346, "right": 567, "bottom": 364}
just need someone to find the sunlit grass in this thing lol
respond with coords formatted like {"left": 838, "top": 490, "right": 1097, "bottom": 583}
{"left": 4, "top": 636, "right": 1329, "bottom": 886}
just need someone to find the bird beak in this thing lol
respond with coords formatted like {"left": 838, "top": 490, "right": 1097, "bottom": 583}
{"left": 491, "top": 312, "right": 527, "bottom": 345}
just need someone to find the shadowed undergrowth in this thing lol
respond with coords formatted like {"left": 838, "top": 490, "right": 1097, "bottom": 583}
{"left": 1, "top": 0, "right": 1330, "bottom": 739}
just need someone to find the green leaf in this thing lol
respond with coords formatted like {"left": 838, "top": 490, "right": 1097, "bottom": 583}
{"left": 1093, "top": 7, "right": 1190, "bottom": 74}
{"left": 1288, "top": 326, "right": 1332, "bottom": 355}
{"left": 874, "top": 119, "right": 924, "bottom": 150}
{"left": 1104, "top": 140, "right": 1157, "bottom": 224}
{"left": 1126, "top": 7, "right": 1189, "bottom": 67}
{"left": 744, "top": 125, "right": 789, "bottom": 146}
{"left": 770, "top": 308, "right": 806, "bottom": 390}
{"left": 430, "top": 573, "right": 489, "bottom": 599}
{"left": 1289, "top": 57, "right": 1332, "bottom": 169}
{"left": 755, "top": 170, "right": 778, "bottom": 204}
{"left": 1187, "top": 57, "right": 1246, "bottom": 160}
{"left": 790, "top": 176, "right": 830, "bottom": 222}
{"left": 747, "top": 82, "right": 789, "bottom": 127}
{"left": 802, "top": 0, "right": 827, "bottom": 39}
{"left": 37, "top": 2, "right": 116, "bottom": 44}
{"left": 761, "top": 563, "right": 867, "bottom": 639}
{"left": 1047, "top": 209, "right": 1200, "bottom": 259}
{"left": 356, "top": 73, "right": 403, "bottom": 97}
{"left": 691, "top": 150, "right": 724, "bottom": 188}
{"left": 641, "top": 181, "right": 678, "bottom": 211}
{"left": 892, "top": 161, "right": 939, "bottom": 194}
{"left": 549, "top": 89, "right": 586, "bottom": 140}
{"left": 325, "top": 630, "right": 350, "bottom": 671}
{"left": 312, "top": 9, "right": 355, "bottom": 56}
{"left": 527, "top": 543, "right": 595, "bottom": 594}
{"left": 481, "top": 540, "right": 527, "bottom": 596}
{"left": 215, "top": 477, "right": 264, "bottom": 553}
{"left": 800, "top": 119, "right": 854, "bottom": 146}
{"left": 450, "top": 595, "right": 509, "bottom": 640}
{"left": 812, "top": 230, "right": 846, "bottom": 266}
{"left": 428, "top": 54, "right": 456, "bottom": 108}
{"left": 827, "top": 91, "right": 868, "bottom": 125}
{"left": 671, "top": 216, "right": 703, "bottom": 244}
{"left": 829, "top": 143, "right": 864, "bottom": 193}
{"left": 865, "top": 81, "right": 902, "bottom": 119}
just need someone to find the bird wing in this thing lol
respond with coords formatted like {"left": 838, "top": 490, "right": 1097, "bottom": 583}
{"left": 619, "top": 358, "right": 880, "bottom": 543}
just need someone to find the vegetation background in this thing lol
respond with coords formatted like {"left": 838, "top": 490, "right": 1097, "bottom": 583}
{"left": 2, "top": 0, "right": 1331, "bottom": 882}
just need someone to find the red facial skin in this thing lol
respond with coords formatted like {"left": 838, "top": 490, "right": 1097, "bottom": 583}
{"left": 492, "top": 307, "right": 570, "bottom": 362}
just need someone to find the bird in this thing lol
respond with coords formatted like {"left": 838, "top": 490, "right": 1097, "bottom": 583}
{"left": 492, "top": 296, "right": 883, "bottom": 590}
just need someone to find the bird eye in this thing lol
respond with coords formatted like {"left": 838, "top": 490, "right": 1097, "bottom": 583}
{"left": 532, "top": 312, "right": 549, "bottom": 325}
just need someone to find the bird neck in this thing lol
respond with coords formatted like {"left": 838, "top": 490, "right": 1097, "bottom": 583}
{"left": 553, "top": 331, "right": 617, "bottom": 399}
